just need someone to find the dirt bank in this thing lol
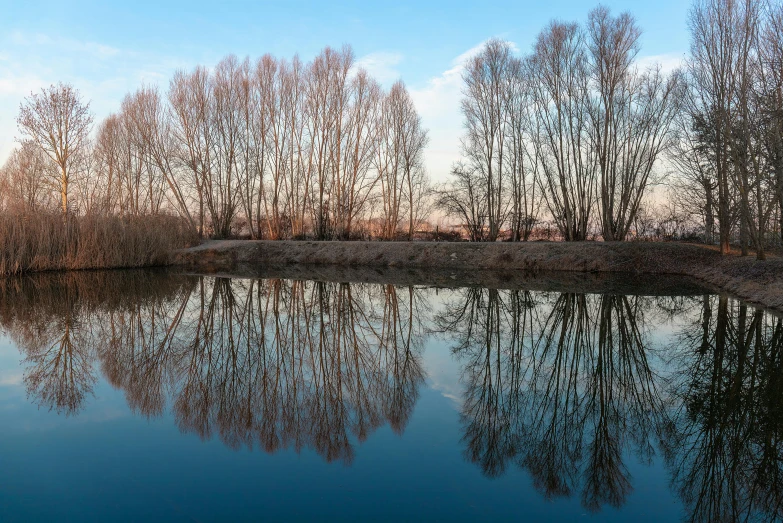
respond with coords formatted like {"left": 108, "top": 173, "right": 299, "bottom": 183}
{"left": 174, "top": 240, "right": 783, "bottom": 312}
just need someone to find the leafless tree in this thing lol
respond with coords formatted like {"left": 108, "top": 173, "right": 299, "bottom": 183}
{"left": 335, "top": 69, "right": 382, "bottom": 239}
{"left": 168, "top": 67, "right": 213, "bottom": 236}
{"left": 669, "top": 97, "right": 719, "bottom": 244}
{"left": 761, "top": 2, "right": 783, "bottom": 244}
{"left": 459, "top": 39, "right": 515, "bottom": 241}
{"left": 504, "top": 58, "right": 540, "bottom": 241}
{"left": 16, "top": 83, "right": 93, "bottom": 215}
{"left": 687, "top": 0, "right": 747, "bottom": 254}
{"left": 587, "top": 7, "right": 683, "bottom": 241}
{"left": 94, "top": 99, "right": 167, "bottom": 216}
{"left": 683, "top": 0, "right": 783, "bottom": 258}
{"left": 437, "top": 161, "right": 490, "bottom": 241}
{"left": 208, "top": 55, "right": 245, "bottom": 237}
{"left": 529, "top": 21, "right": 597, "bottom": 241}
{"left": 0, "top": 140, "right": 57, "bottom": 213}
{"left": 8, "top": 45, "right": 431, "bottom": 241}
{"left": 305, "top": 46, "right": 354, "bottom": 239}
{"left": 125, "top": 85, "right": 198, "bottom": 230}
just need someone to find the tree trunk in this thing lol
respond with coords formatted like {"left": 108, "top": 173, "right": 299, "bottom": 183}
{"left": 705, "top": 181, "right": 715, "bottom": 244}
{"left": 60, "top": 166, "right": 68, "bottom": 215}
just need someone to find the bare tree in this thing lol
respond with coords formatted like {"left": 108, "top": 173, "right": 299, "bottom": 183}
{"left": 0, "top": 141, "right": 57, "bottom": 213}
{"left": 688, "top": 0, "right": 746, "bottom": 254}
{"left": 7, "top": 45, "right": 432, "bottom": 241}
{"left": 17, "top": 83, "right": 93, "bottom": 215}
{"left": 530, "top": 21, "right": 597, "bottom": 241}
{"left": 305, "top": 46, "right": 354, "bottom": 239}
{"left": 504, "top": 58, "right": 540, "bottom": 241}
{"left": 587, "top": 6, "right": 683, "bottom": 241}
{"left": 127, "top": 85, "right": 198, "bottom": 232}
{"left": 377, "top": 81, "right": 429, "bottom": 239}
{"left": 335, "top": 69, "right": 382, "bottom": 239}
{"left": 459, "top": 39, "right": 516, "bottom": 241}
{"left": 760, "top": 2, "right": 783, "bottom": 244}
{"left": 437, "top": 161, "right": 490, "bottom": 241}
{"left": 208, "top": 55, "right": 244, "bottom": 237}
{"left": 669, "top": 105, "right": 720, "bottom": 243}
{"left": 94, "top": 99, "right": 167, "bottom": 216}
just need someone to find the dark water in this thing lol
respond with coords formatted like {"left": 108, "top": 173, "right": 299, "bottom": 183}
{"left": 0, "top": 270, "right": 781, "bottom": 522}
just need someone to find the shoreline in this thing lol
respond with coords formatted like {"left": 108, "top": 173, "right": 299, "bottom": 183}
{"left": 174, "top": 240, "right": 783, "bottom": 313}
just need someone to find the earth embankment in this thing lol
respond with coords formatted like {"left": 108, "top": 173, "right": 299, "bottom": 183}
{"left": 174, "top": 240, "right": 783, "bottom": 312}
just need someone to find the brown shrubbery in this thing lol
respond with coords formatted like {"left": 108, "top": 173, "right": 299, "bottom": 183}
{"left": 0, "top": 212, "right": 195, "bottom": 276}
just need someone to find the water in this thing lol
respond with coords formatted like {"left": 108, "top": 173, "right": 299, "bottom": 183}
{"left": 0, "top": 269, "right": 781, "bottom": 522}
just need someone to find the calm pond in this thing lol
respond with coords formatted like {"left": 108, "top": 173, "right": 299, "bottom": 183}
{"left": 0, "top": 269, "right": 781, "bottom": 522}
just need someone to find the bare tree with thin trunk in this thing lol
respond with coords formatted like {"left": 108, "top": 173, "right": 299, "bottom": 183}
{"left": 504, "top": 57, "right": 540, "bottom": 241}
{"left": 760, "top": 2, "right": 783, "bottom": 245}
{"left": 670, "top": 101, "right": 719, "bottom": 243}
{"left": 437, "top": 161, "right": 490, "bottom": 242}
{"left": 459, "top": 39, "right": 516, "bottom": 241}
{"left": 688, "top": 0, "right": 746, "bottom": 254}
{"left": 587, "top": 6, "right": 683, "bottom": 241}
{"left": 529, "top": 21, "right": 597, "bottom": 241}
{"left": 0, "top": 140, "right": 57, "bottom": 213}
{"left": 17, "top": 83, "right": 93, "bottom": 216}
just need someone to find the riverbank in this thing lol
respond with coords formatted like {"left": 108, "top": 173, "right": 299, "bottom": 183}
{"left": 174, "top": 240, "right": 783, "bottom": 312}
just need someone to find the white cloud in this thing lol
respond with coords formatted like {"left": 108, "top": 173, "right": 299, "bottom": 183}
{"left": 637, "top": 52, "right": 685, "bottom": 75}
{"left": 408, "top": 40, "right": 497, "bottom": 184}
{"left": 0, "top": 31, "right": 192, "bottom": 165}
{"left": 355, "top": 51, "right": 404, "bottom": 86}
{"left": 0, "top": 372, "right": 23, "bottom": 386}
{"left": 9, "top": 31, "right": 120, "bottom": 59}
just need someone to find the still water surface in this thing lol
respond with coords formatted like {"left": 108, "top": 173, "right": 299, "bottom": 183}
{"left": 0, "top": 270, "right": 780, "bottom": 522}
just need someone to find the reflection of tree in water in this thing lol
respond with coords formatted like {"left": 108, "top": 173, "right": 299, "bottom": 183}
{"left": 665, "top": 295, "right": 783, "bottom": 523}
{"left": 5, "top": 271, "right": 783, "bottom": 519}
{"left": 435, "top": 289, "right": 667, "bottom": 513}
{"left": 0, "top": 272, "right": 426, "bottom": 464}
{"left": 0, "top": 272, "right": 183, "bottom": 416}
{"left": 437, "top": 287, "right": 783, "bottom": 520}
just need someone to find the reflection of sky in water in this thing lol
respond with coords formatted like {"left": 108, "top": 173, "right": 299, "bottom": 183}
{"left": 0, "top": 274, "right": 776, "bottom": 522}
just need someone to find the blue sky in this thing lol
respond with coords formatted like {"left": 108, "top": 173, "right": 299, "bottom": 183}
{"left": 0, "top": 0, "right": 692, "bottom": 181}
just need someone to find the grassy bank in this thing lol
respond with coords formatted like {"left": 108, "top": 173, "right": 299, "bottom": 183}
{"left": 0, "top": 213, "right": 194, "bottom": 276}
{"left": 175, "top": 240, "right": 783, "bottom": 313}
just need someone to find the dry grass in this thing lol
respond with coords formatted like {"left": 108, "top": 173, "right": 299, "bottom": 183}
{"left": 0, "top": 212, "right": 196, "bottom": 276}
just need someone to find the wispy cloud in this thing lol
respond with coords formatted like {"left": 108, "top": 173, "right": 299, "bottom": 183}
{"left": 637, "top": 52, "right": 686, "bottom": 75}
{"left": 409, "top": 39, "right": 513, "bottom": 183}
{"left": 355, "top": 51, "right": 404, "bottom": 86}
{"left": 9, "top": 31, "right": 121, "bottom": 59}
{"left": 0, "top": 31, "right": 193, "bottom": 163}
{"left": 0, "top": 372, "right": 23, "bottom": 387}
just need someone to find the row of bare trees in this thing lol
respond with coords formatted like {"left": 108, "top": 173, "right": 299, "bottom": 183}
{"left": 439, "top": 6, "right": 683, "bottom": 242}
{"left": 2, "top": 46, "right": 430, "bottom": 240}
{"left": 440, "top": 1, "right": 783, "bottom": 251}
{"left": 672, "top": 0, "right": 783, "bottom": 259}
{"left": 5, "top": 2, "right": 782, "bottom": 248}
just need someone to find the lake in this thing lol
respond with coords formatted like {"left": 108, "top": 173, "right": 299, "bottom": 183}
{"left": 0, "top": 269, "right": 780, "bottom": 522}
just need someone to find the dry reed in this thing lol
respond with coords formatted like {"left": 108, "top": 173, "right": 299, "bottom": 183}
{"left": 0, "top": 212, "right": 196, "bottom": 276}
